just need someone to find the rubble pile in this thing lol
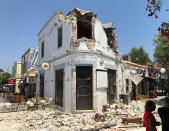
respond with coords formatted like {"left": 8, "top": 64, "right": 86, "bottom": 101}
{"left": 26, "top": 97, "right": 54, "bottom": 111}
{"left": 0, "top": 96, "right": 54, "bottom": 113}
{"left": 0, "top": 97, "right": 163, "bottom": 131}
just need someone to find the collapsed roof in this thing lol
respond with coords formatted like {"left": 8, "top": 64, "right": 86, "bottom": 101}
{"left": 67, "top": 8, "right": 96, "bottom": 18}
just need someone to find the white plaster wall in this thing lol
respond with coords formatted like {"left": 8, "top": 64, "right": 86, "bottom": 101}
{"left": 53, "top": 23, "right": 72, "bottom": 59}
{"left": 122, "top": 65, "right": 148, "bottom": 95}
{"left": 37, "top": 13, "right": 123, "bottom": 112}
{"left": 94, "top": 20, "right": 116, "bottom": 59}
{"left": 96, "top": 88, "right": 107, "bottom": 113}
{"left": 94, "top": 20, "right": 108, "bottom": 48}
{"left": 64, "top": 64, "right": 72, "bottom": 113}
{"left": 123, "top": 67, "right": 137, "bottom": 88}
{"left": 43, "top": 56, "right": 72, "bottom": 112}
{"left": 71, "top": 53, "right": 121, "bottom": 110}
{"left": 43, "top": 65, "right": 54, "bottom": 99}
{"left": 52, "top": 57, "right": 72, "bottom": 112}
{"left": 78, "top": 41, "right": 89, "bottom": 50}
{"left": 37, "top": 15, "right": 72, "bottom": 105}
{"left": 116, "top": 64, "right": 124, "bottom": 100}
{"left": 38, "top": 50, "right": 123, "bottom": 112}
{"left": 38, "top": 15, "right": 72, "bottom": 64}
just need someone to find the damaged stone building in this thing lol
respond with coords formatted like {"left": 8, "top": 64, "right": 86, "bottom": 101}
{"left": 37, "top": 8, "right": 124, "bottom": 113}
{"left": 21, "top": 48, "right": 37, "bottom": 99}
{"left": 122, "top": 61, "right": 150, "bottom": 103}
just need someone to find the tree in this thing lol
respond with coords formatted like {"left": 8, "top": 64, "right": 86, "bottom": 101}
{"left": 0, "top": 69, "right": 4, "bottom": 85}
{"left": 129, "top": 46, "right": 152, "bottom": 63}
{"left": 146, "top": 0, "right": 169, "bottom": 40}
{"left": 153, "top": 26, "right": 169, "bottom": 65}
{"left": 154, "top": 28, "right": 169, "bottom": 95}
{"left": 0, "top": 77, "right": 2, "bottom": 85}
{"left": 0, "top": 72, "right": 12, "bottom": 85}
{"left": 146, "top": 0, "right": 162, "bottom": 19}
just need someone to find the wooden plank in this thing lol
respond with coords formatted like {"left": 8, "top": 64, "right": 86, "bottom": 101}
{"left": 118, "top": 125, "right": 144, "bottom": 128}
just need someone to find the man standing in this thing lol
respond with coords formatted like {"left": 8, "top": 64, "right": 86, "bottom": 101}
{"left": 158, "top": 97, "right": 169, "bottom": 131}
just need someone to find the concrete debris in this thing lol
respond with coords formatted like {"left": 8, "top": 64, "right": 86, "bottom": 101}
{"left": 102, "top": 23, "right": 116, "bottom": 29}
{"left": 0, "top": 96, "right": 54, "bottom": 113}
{"left": 26, "top": 97, "right": 55, "bottom": 111}
{"left": 94, "top": 113, "right": 106, "bottom": 122}
{"left": 102, "top": 104, "right": 110, "bottom": 112}
{"left": 0, "top": 97, "right": 164, "bottom": 131}
{"left": 103, "top": 23, "right": 118, "bottom": 51}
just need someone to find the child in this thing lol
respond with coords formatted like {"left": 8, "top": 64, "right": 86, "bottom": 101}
{"left": 143, "top": 100, "right": 160, "bottom": 131}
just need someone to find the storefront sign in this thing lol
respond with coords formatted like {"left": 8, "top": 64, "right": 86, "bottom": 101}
{"left": 42, "top": 62, "right": 49, "bottom": 70}
{"left": 155, "top": 73, "right": 161, "bottom": 79}
{"left": 137, "top": 69, "right": 146, "bottom": 77}
{"left": 8, "top": 79, "right": 16, "bottom": 84}
{"left": 96, "top": 70, "right": 108, "bottom": 88}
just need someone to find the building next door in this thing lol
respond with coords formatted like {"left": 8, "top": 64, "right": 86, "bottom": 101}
{"left": 40, "top": 74, "right": 44, "bottom": 98}
{"left": 107, "top": 69, "right": 116, "bottom": 104}
{"left": 55, "top": 69, "right": 64, "bottom": 107}
{"left": 76, "top": 66, "right": 93, "bottom": 110}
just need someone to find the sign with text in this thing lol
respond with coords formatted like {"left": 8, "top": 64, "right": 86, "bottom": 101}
{"left": 96, "top": 70, "right": 108, "bottom": 88}
{"left": 137, "top": 68, "right": 146, "bottom": 77}
{"left": 8, "top": 79, "right": 16, "bottom": 84}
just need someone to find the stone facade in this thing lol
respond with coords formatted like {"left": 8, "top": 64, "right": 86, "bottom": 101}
{"left": 122, "top": 60, "right": 149, "bottom": 103}
{"left": 37, "top": 8, "right": 123, "bottom": 113}
{"left": 21, "top": 48, "right": 37, "bottom": 99}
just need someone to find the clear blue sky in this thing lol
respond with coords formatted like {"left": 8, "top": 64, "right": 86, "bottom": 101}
{"left": 0, "top": 0, "right": 169, "bottom": 72}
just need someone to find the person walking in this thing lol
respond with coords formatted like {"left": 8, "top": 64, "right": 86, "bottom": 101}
{"left": 158, "top": 97, "right": 169, "bottom": 131}
{"left": 143, "top": 100, "right": 160, "bottom": 131}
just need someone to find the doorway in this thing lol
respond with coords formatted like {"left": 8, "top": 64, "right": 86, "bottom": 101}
{"left": 131, "top": 82, "right": 136, "bottom": 100}
{"left": 55, "top": 69, "right": 64, "bottom": 107}
{"left": 40, "top": 74, "right": 44, "bottom": 98}
{"left": 107, "top": 69, "right": 116, "bottom": 104}
{"left": 76, "top": 66, "right": 93, "bottom": 110}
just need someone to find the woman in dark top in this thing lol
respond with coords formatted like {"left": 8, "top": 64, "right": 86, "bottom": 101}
{"left": 158, "top": 97, "right": 169, "bottom": 131}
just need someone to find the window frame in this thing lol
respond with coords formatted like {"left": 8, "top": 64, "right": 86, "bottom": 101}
{"left": 41, "top": 41, "right": 44, "bottom": 58}
{"left": 126, "top": 79, "right": 129, "bottom": 93}
{"left": 58, "top": 26, "right": 62, "bottom": 48}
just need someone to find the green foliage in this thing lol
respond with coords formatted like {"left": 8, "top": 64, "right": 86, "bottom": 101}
{"left": 153, "top": 29, "right": 169, "bottom": 65}
{"left": 0, "top": 69, "right": 4, "bottom": 72}
{"left": 0, "top": 77, "right": 1, "bottom": 84}
{"left": 129, "top": 46, "right": 152, "bottom": 63}
{"left": 0, "top": 72, "right": 12, "bottom": 85}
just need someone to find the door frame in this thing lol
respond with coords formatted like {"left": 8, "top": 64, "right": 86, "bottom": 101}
{"left": 107, "top": 69, "right": 117, "bottom": 104}
{"left": 76, "top": 65, "right": 93, "bottom": 110}
{"left": 55, "top": 69, "right": 64, "bottom": 108}
{"left": 39, "top": 73, "right": 44, "bottom": 98}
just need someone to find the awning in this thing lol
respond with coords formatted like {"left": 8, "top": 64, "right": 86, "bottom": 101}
{"left": 145, "top": 76, "right": 158, "bottom": 80}
{"left": 130, "top": 75, "right": 143, "bottom": 86}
